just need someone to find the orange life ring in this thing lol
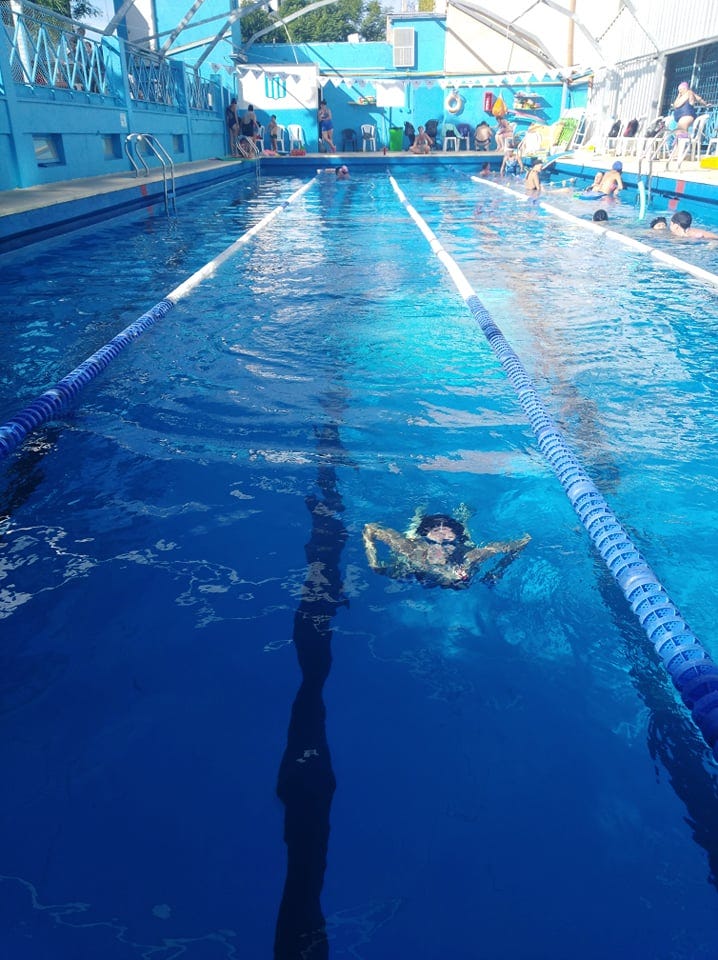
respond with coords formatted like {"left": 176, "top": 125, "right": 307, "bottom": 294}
{"left": 445, "top": 90, "right": 463, "bottom": 115}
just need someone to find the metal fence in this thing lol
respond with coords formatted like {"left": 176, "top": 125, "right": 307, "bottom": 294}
{"left": 1, "top": 0, "right": 219, "bottom": 114}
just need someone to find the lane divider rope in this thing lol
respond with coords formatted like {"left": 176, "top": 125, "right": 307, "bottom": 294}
{"left": 0, "top": 178, "right": 316, "bottom": 460}
{"left": 390, "top": 172, "right": 718, "bottom": 761}
{"left": 470, "top": 171, "right": 718, "bottom": 289}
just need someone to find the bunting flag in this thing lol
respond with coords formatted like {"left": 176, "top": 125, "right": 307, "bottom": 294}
{"left": 235, "top": 64, "right": 567, "bottom": 89}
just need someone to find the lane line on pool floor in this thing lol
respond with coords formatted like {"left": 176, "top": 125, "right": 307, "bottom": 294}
{"left": 467, "top": 172, "right": 718, "bottom": 290}
{"left": 389, "top": 172, "right": 718, "bottom": 762}
{"left": 0, "top": 178, "right": 317, "bottom": 461}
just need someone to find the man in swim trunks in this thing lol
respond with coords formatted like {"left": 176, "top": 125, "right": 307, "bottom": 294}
{"left": 474, "top": 121, "right": 492, "bottom": 150}
{"left": 669, "top": 210, "right": 718, "bottom": 240}
{"left": 363, "top": 511, "right": 530, "bottom": 590}
{"left": 239, "top": 104, "right": 260, "bottom": 154}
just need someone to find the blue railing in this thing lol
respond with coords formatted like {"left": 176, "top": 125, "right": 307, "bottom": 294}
{"left": 2, "top": 0, "right": 115, "bottom": 96}
{"left": 1, "top": 0, "right": 219, "bottom": 114}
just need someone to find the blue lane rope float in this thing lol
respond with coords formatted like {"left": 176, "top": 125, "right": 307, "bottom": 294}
{"left": 0, "top": 179, "right": 316, "bottom": 461}
{"left": 390, "top": 173, "right": 718, "bottom": 761}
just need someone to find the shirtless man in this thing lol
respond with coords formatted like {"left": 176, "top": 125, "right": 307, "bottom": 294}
{"left": 525, "top": 161, "right": 543, "bottom": 193}
{"left": 363, "top": 512, "right": 530, "bottom": 590}
{"left": 596, "top": 161, "right": 624, "bottom": 196}
{"left": 670, "top": 210, "right": 718, "bottom": 239}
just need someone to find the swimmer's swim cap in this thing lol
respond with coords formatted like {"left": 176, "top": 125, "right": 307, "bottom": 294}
{"left": 612, "top": 161, "right": 623, "bottom": 172}
{"left": 416, "top": 514, "right": 466, "bottom": 539}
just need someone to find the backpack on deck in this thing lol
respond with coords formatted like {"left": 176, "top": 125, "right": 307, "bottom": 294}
{"left": 645, "top": 117, "right": 666, "bottom": 138}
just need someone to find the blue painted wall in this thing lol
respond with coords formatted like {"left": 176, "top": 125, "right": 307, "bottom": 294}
{"left": 0, "top": 5, "right": 587, "bottom": 190}
{"left": 244, "top": 19, "right": 585, "bottom": 152}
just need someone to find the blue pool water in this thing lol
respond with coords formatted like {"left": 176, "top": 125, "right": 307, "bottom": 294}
{"left": 2, "top": 168, "right": 718, "bottom": 959}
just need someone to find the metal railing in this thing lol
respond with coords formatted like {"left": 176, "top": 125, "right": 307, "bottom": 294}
{"left": 1, "top": 0, "right": 220, "bottom": 115}
{"left": 125, "top": 44, "right": 182, "bottom": 109}
{"left": 124, "top": 133, "right": 177, "bottom": 216}
{"left": 2, "top": 0, "right": 114, "bottom": 95}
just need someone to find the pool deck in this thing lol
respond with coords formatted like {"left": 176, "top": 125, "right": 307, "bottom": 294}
{"left": 1, "top": 147, "right": 717, "bottom": 252}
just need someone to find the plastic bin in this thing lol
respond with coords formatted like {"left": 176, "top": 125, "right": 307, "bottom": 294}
{"left": 389, "top": 127, "right": 403, "bottom": 151}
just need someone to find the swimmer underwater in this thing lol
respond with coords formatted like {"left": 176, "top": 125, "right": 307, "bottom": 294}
{"left": 363, "top": 509, "right": 530, "bottom": 590}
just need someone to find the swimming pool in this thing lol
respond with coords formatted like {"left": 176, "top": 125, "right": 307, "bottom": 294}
{"left": 2, "top": 168, "right": 718, "bottom": 959}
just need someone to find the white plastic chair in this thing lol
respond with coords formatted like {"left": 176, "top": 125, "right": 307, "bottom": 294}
{"left": 667, "top": 113, "right": 709, "bottom": 170}
{"left": 441, "top": 123, "right": 459, "bottom": 151}
{"left": 360, "top": 124, "right": 377, "bottom": 151}
{"left": 274, "top": 125, "right": 288, "bottom": 154}
{"left": 615, "top": 117, "right": 646, "bottom": 158}
{"left": 455, "top": 123, "right": 471, "bottom": 150}
{"left": 287, "top": 124, "right": 306, "bottom": 150}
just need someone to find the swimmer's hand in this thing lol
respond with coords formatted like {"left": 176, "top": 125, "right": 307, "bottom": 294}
{"left": 513, "top": 534, "right": 531, "bottom": 550}
{"left": 363, "top": 524, "right": 380, "bottom": 569}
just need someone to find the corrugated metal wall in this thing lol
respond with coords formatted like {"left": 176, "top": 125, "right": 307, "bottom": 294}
{"left": 587, "top": 0, "right": 718, "bottom": 132}
{"left": 600, "top": 0, "right": 718, "bottom": 65}
{"left": 589, "top": 56, "right": 665, "bottom": 129}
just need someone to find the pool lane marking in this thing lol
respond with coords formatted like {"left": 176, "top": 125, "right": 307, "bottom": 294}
{"left": 469, "top": 173, "right": 718, "bottom": 290}
{"left": 0, "top": 179, "right": 317, "bottom": 461}
{"left": 390, "top": 173, "right": 718, "bottom": 762}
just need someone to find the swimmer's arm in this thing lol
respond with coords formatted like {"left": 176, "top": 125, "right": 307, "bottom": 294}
{"left": 362, "top": 523, "right": 413, "bottom": 569}
{"left": 463, "top": 533, "right": 531, "bottom": 568}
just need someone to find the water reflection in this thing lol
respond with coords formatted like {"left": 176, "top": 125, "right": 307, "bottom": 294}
{"left": 274, "top": 415, "right": 348, "bottom": 959}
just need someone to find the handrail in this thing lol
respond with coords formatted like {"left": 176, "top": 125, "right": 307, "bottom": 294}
{"left": 124, "top": 133, "right": 177, "bottom": 215}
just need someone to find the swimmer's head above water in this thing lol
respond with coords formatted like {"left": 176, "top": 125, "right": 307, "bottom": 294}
{"left": 415, "top": 514, "right": 468, "bottom": 544}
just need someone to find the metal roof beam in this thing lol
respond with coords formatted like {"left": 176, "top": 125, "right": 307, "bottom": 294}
{"left": 448, "top": 0, "right": 560, "bottom": 70}
{"left": 239, "top": 0, "right": 340, "bottom": 53}
{"left": 160, "top": 0, "right": 209, "bottom": 54}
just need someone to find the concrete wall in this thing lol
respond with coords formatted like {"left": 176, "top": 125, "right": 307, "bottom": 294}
{"left": 0, "top": 13, "right": 231, "bottom": 190}
{"left": 244, "top": 18, "right": 580, "bottom": 153}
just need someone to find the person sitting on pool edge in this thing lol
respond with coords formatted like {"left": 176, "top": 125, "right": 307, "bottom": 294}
{"left": 363, "top": 507, "right": 530, "bottom": 590}
{"left": 669, "top": 210, "right": 718, "bottom": 239}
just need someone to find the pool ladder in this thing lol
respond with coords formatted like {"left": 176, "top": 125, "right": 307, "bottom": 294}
{"left": 125, "top": 134, "right": 177, "bottom": 216}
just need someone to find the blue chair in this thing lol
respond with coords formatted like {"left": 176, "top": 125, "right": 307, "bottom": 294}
{"left": 341, "top": 128, "right": 358, "bottom": 150}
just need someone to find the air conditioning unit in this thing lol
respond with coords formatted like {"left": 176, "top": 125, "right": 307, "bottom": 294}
{"left": 393, "top": 27, "right": 415, "bottom": 68}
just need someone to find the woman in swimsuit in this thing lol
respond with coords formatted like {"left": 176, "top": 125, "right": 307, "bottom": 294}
{"left": 673, "top": 82, "right": 708, "bottom": 132}
{"left": 318, "top": 100, "right": 336, "bottom": 152}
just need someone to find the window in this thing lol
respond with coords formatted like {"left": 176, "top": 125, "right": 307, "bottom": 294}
{"left": 662, "top": 42, "right": 718, "bottom": 114}
{"left": 172, "top": 134, "right": 185, "bottom": 153}
{"left": 393, "top": 27, "right": 415, "bottom": 68}
{"left": 33, "top": 134, "right": 64, "bottom": 167}
{"left": 102, "top": 134, "right": 122, "bottom": 159}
